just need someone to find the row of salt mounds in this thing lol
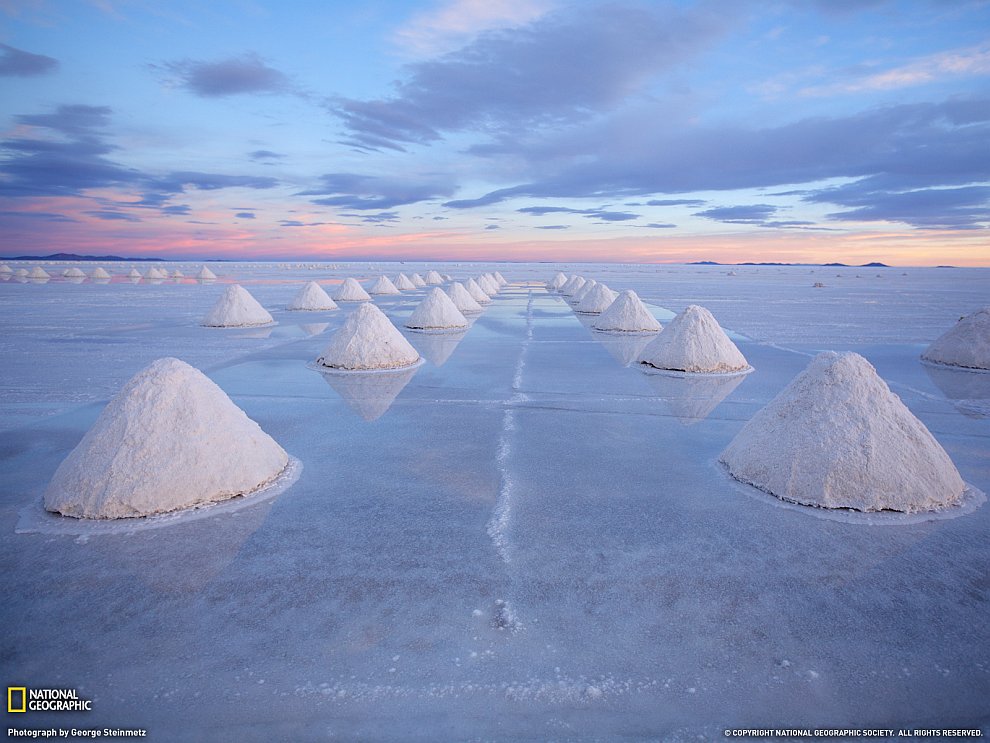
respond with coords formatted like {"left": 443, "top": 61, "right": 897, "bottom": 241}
{"left": 369, "top": 275, "right": 400, "bottom": 295}
{"left": 560, "top": 275, "right": 586, "bottom": 295}
{"left": 197, "top": 266, "right": 217, "bottom": 280}
{"left": 594, "top": 290, "right": 661, "bottom": 333}
{"left": 922, "top": 307, "right": 990, "bottom": 371}
{"left": 334, "top": 277, "right": 371, "bottom": 302}
{"left": 406, "top": 287, "right": 468, "bottom": 331}
{"left": 478, "top": 273, "right": 500, "bottom": 295}
{"left": 315, "top": 303, "right": 420, "bottom": 371}
{"left": 720, "top": 351, "right": 966, "bottom": 513}
{"left": 393, "top": 273, "right": 416, "bottom": 290}
{"left": 448, "top": 282, "right": 484, "bottom": 314}
{"left": 575, "top": 282, "right": 618, "bottom": 314}
{"left": 202, "top": 285, "right": 274, "bottom": 327}
{"left": 464, "top": 278, "right": 492, "bottom": 304}
{"left": 424, "top": 269, "right": 444, "bottom": 285}
{"left": 288, "top": 281, "right": 338, "bottom": 311}
{"left": 44, "top": 357, "right": 289, "bottom": 519}
{"left": 547, "top": 271, "right": 567, "bottom": 291}
{"left": 570, "top": 278, "right": 597, "bottom": 305}
{"left": 410, "top": 273, "right": 427, "bottom": 287}
{"left": 639, "top": 305, "right": 749, "bottom": 374}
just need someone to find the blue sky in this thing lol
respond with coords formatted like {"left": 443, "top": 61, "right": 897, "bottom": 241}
{"left": 0, "top": 0, "right": 988, "bottom": 264}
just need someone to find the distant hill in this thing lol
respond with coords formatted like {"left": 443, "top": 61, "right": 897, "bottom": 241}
{"left": 691, "top": 260, "right": 891, "bottom": 267}
{"left": 5, "top": 253, "right": 165, "bottom": 262}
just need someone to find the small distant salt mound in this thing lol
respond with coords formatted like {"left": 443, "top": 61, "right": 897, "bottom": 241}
{"left": 720, "top": 351, "right": 966, "bottom": 512}
{"left": 410, "top": 273, "right": 427, "bottom": 287}
{"left": 43, "top": 357, "right": 289, "bottom": 519}
{"left": 202, "top": 285, "right": 274, "bottom": 327}
{"left": 424, "top": 270, "right": 444, "bottom": 285}
{"left": 145, "top": 267, "right": 164, "bottom": 279}
{"left": 63, "top": 267, "right": 85, "bottom": 278}
{"left": 393, "top": 273, "right": 415, "bottom": 290}
{"left": 570, "top": 278, "right": 597, "bottom": 304}
{"left": 447, "top": 282, "right": 484, "bottom": 314}
{"left": 406, "top": 287, "right": 468, "bottom": 331}
{"left": 369, "top": 275, "right": 400, "bottom": 295}
{"left": 29, "top": 266, "right": 50, "bottom": 279}
{"left": 128, "top": 268, "right": 141, "bottom": 278}
{"left": 15, "top": 268, "right": 28, "bottom": 277}
{"left": 333, "top": 277, "right": 372, "bottom": 301}
{"left": 560, "top": 276, "right": 585, "bottom": 295}
{"left": 197, "top": 266, "right": 217, "bottom": 280}
{"left": 813, "top": 282, "right": 825, "bottom": 288}
{"left": 172, "top": 270, "right": 184, "bottom": 278}
{"left": 921, "top": 307, "right": 990, "bottom": 371}
{"left": 548, "top": 272, "right": 567, "bottom": 291}
{"left": 594, "top": 290, "right": 661, "bottom": 332}
{"left": 288, "top": 281, "right": 338, "bottom": 311}
{"left": 315, "top": 302, "right": 420, "bottom": 371}
{"left": 728, "top": 271, "right": 737, "bottom": 276}
{"left": 91, "top": 267, "right": 111, "bottom": 279}
{"left": 638, "top": 305, "right": 749, "bottom": 374}
{"left": 464, "top": 278, "right": 492, "bottom": 304}
{"left": 575, "top": 283, "right": 618, "bottom": 314}
{"left": 0, "top": 264, "right": 11, "bottom": 274}
{"left": 494, "top": 271, "right": 507, "bottom": 286}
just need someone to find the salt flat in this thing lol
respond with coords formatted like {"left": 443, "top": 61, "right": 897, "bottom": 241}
{"left": 1, "top": 262, "right": 988, "bottom": 740}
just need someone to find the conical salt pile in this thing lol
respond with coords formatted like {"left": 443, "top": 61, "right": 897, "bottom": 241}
{"left": 202, "top": 285, "right": 274, "bottom": 327}
{"left": 561, "top": 275, "right": 586, "bottom": 296}
{"left": 465, "top": 278, "right": 492, "bottom": 304}
{"left": 424, "top": 270, "right": 444, "bottom": 285}
{"left": 29, "top": 266, "right": 50, "bottom": 279}
{"left": 575, "top": 283, "right": 618, "bottom": 314}
{"left": 63, "top": 267, "right": 85, "bottom": 278}
{"left": 393, "top": 273, "right": 415, "bottom": 290}
{"left": 477, "top": 274, "right": 500, "bottom": 295}
{"left": 447, "top": 282, "right": 484, "bottom": 314}
{"left": 315, "top": 302, "right": 420, "bottom": 371}
{"left": 91, "top": 267, "right": 112, "bottom": 279}
{"left": 369, "top": 275, "right": 400, "bottom": 295}
{"left": 921, "top": 307, "right": 990, "bottom": 370}
{"left": 172, "top": 270, "right": 184, "bottom": 278}
{"left": 0, "top": 264, "right": 11, "bottom": 274}
{"left": 639, "top": 305, "right": 749, "bottom": 374}
{"left": 720, "top": 351, "right": 966, "bottom": 512}
{"left": 570, "top": 278, "right": 597, "bottom": 304}
{"left": 406, "top": 287, "right": 468, "bottom": 331}
{"left": 410, "top": 273, "right": 426, "bottom": 287}
{"left": 144, "top": 267, "right": 162, "bottom": 279}
{"left": 43, "top": 357, "right": 289, "bottom": 519}
{"left": 494, "top": 271, "right": 507, "bottom": 286}
{"left": 128, "top": 268, "right": 141, "bottom": 278}
{"left": 333, "top": 277, "right": 372, "bottom": 301}
{"left": 15, "top": 268, "right": 28, "bottom": 277}
{"left": 594, "top": 290, "right": 662, "bottom": 333}
{"left": 288, "top": 281, "right": 338, "bottom": 311}
{"left": 197, "top": 266, "right": 217, "bottom": 280}
{"left": 548, "top": 272, "right": 567, "bottom": 291}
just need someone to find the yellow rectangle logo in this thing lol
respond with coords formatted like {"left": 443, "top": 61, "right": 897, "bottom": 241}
{"left": 8, "top": 686, "right": 26, "bottom": 713}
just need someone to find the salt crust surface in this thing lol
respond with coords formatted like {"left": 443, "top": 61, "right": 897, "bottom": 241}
{"left": 316, "top": 302, "right": 421, "bottom": 371}
{"left": 288, "top": 281, "right": 337, "bottom": 311}
{"left": 720, "top": 351, "right": 967, "bottom": 513}
{"left": 593, "top": 289, "right": 662, "bottom": 332}
{"left": 406, "top": 287, "right": 468, "bottom": 330}
{"left": 43, "top": 358, "right": 290, "bottom": 519}
{"left": 921, "top": 306, "right": 990, "bottom": 370}
{"left": 202, "top": 284, "right": 274, "bottom": 327}
{"left": 639, "top": 304, "right": 749, "bottom": 373}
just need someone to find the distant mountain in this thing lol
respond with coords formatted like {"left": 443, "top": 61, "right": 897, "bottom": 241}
{"left": 689, "top": 260, "right": 721, "bottom": 265}
{"left": 6, "top": 253, "right": 165, "bottom": 262}
{"left": 860, "top": 262, "right": 889, "bottom": 267}
{"left": 691, "top": 260, "right": 892, "bottom": 267}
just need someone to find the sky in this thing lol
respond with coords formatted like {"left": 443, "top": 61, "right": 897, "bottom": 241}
{"left": 0, "top": 0, "right": 988, "bottom": 265}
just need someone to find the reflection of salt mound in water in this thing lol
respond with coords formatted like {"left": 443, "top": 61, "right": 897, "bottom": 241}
{"left": 921, "top": 307, "right": 990, "bottom": 370}
{"left": 575, "top": 282, "right": 618, "bottom": 314}
{"left": 923, "top": 362, "right": 990, "bottom": 419}
{"left": 29, "top": 266, "right": 50, "bottom": 279}
{"left": 369, "top": 275, "right": 400, "bottom": 295}
{"left": 393, "top": 273, "right": 415, "bottom": 290}
{"left": 594, "top": 290, "right": 661, "bottom": 332}
{"left": 315, "top": 302, "right": 420, "bottom": 371}
{"left": 409, "top": 272, "right": 426, "bottom": 287}
{"left": 299, "top": 322, "right": 330, "bottom": 337}
{"left": 63, "top": 267, "right": 85, "bottom": 278}
{"left": 644, "top": 370, "right": 746, "bottom": 425}
{"left": 639, "top": 305, "right": 749, "bottom": 374}
{"left": 720, "top": 351, "right": 966, "bottom": 513}
{"left": 447, "top": 282, "right": 483, "bottom": 314}
{"left": 561, "top": 275, "right": 585, "bottom": 296}
{"left": 570, "top": 278, "right": 596, "bottom": 304}
{"left": 465, "top": 278, "right": 491, "bottom": 304}
{"left": 202, "top": 285, "right": 274, "bottom": 327}
{"left": 288, "top": 281, "right": 337, "bottom": 311}
{"left": 413, "top": 328, "right": 467, "bottom": 366}
{"left": 66, "top": 275, "right": 86, "bottom": 284}
{"left": 333, "top": 277, "right": 372, "bottom": 302}
{"left": 547, "top": 272, "right": 567, "bottom": 291}
{"left": 91, "top": 267, "right": 111, "bottom": 279}
{"left": 197, "top": 266, "right": 217, "bottom": 280}
{"left": 320, "top": 364, "right": 418, "bottom": 421}
{"left": 43, "top": 358, "right": 289, "bottom": 519}
{"left": 424, "top": 270, "right": 444, "bottom": 285}
{"left": 406, "top": 287, "right": 468, "bottom": 331}
{"left": 596, "top": 332, "right": 655, "bottom": 367}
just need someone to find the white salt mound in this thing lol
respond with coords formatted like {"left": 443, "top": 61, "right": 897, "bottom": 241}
{"left": 447, "top": 282, "right": 484, "bottom": 314}
{"left": 410, "top": 273, "right": 426, "bottom": 287}
{"left": 393, "top": 273, "right": 415, "bottom": 290}
{"left": 571, "top": 278, "right": 597, "bottom": 304}
{"left": 333, "top": 277, "right": 372, "bottom": 301}
{"left": 406, "top": 287, "right": 468, "bottom": 330}
{"left": 43, "top": 357, "right": 289, "bottom": 519}
{"left": 465, "top": 278, "right": 492, "bottom": 304}
{"left": 316, "top": 302, "right": 420, "bottom": 371}
{"left": 639, "top": 305, "right": 749, "bottom": 374}
{"left": 202, "top": 285, "right": 274, "bottom": 327}
{"left": 128, "top": 268, "right": 141, "bottom": 278}
{"left": 172, "top": 270, "right": 184, "bottom": 278}
{"left": 369, "top": 275, "right": 401, "bottom": 295}
{"left": 197, "top": 266, "right": 217, "bottom": 280}
{"left": 548, "top": 272, "right": 567, "bottom": 291}
{"left": 477, "top": 274, "right": 500, "bottom": 295}
{"left": 15, "top": 268, "right": 28, "bottom": 277}
{"left": 594, "top": 290, "right": 661, "bottom": 332}
{"left": 575, "top": 283, "right": 618, "bottom": 314}
{"left": 63, "top": 267, "right": 85, "bottom": 278}
{"left": 91, "top": 267, "right": 112, "bottom": 279}
{"left": 424, "top": 270, "right": 444, "bottom": 285}
{"left": 0, "top": 264, "right": 11, "bottom": 274}
{"left": 720, "top": 351, "right": 966, "bottom": 512}
{"left": 494, "top": 271, "right": 507, "bottom": 286}
{"left": 29, "top": 266, "right": 50, "bottom": 279}
{"left": 561, "top": 276, "right": 585, "bottom": 295}
{"left": 288, "top": 281, "right": 338, "bottom": 311}
{"left": 921, "top": 307, "right": 990, "bottom": 371}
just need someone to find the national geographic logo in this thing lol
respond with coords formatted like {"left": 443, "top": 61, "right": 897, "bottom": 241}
{"left": 7, "top": 687, "right": 92, "bottom": 713}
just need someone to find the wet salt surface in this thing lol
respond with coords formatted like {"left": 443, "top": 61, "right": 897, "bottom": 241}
{"left": 1, "top": 262, "right": 988, "bottom": 740}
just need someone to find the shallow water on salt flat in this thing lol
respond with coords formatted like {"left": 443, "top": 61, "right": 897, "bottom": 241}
{"left": 0, "top": 262, "right": 988, "bottom": 740}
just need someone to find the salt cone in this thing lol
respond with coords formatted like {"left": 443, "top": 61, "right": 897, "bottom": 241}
{"left": 575, "top": 283, "right": 618, "bottom": 314}
{"left": 594, "top": 290, "right": 661, "bottom": 332}
{"left": 447, "top": 282, "right": 484, "bottom": 314}
{"left": 465, "top": 278, "right": 492, "bottom": 304}
{"left": 63, "top": 267, "right": 85, "bottom": 278}
{"left": 424, "top": 270, "right": 444, "bottom": 285}
{"left": 202, "top": 285, "right": 274, "bottom": 327}
{"left": 548, "top": 272, "right": 567, "bottom": 291}
{"left": 638, "top": 305, "right": 748, "bottom": 374}
{"left": 369, "top": 275, "right": 400, "bottom": 295}
{"left": 560, "top": 276, "right": 585, "bottom": 295}
{"left": 409, "top": 273, "right": 426, "bottom": 287}
{"left": 197, "top": 266, "right": 217, "bottom": 280}
{"left": 333, "top": 277, "right": 372, "bottom": 302}
{"left": 406, "top": 287, "right": 468, "bottom": 330}
{"left": 316, "top": 302, "right": 420, "bottom": 371}
{"left": 921, "top": 307, "right": 990, "bottom": 371}
{"left": 288, "top": 281, "right": 337, "bottom": 311}
{"left": 393, "top": 273, "right": 416, "bottom": 290}
{"left": 91, "top": 267, "right": 112, "bottom": 279}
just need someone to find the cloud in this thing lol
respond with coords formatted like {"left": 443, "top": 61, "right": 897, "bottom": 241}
{"left": 234, "top": 211, "right": 255, "bottom": 219}
{"left": 534, "top": 224, "right": 569, "bottom": 229}
{"left": 643, "top": 222, "right": 676, "bottom": 228}
{"left": 806, "top": 182, "right": 990, "bottom": 229}
{"left": 84, "top": 210, "right": 141, "bottom": 222}
{"left": 332, "top": 2, "right": 729, "bottom": 149}
{"left": 338, "top": 211, "right": 401, "bottom": 224}
{"left": 517, "top": 204, "right": 639, "bottom": 222}
{"left": 693, "top": 203, "right": 823, "bottom": 229}
{"left": 484, "top": 223, "right": 501, "bottom": 229}
{"left": 0, "top": 210, "right": 77, "bottom": 222}
{"left": 161, "top": 205, "right": 191, "bottom": 216}
{"left": 156, "top": 53, "right": 291, "bottom": 97}
{"left": 248, "top": 149, "right": 285, "bottom": 161}
{"left": 646, "top": 198, "right": 706, "bottom": 206}
{"left": 300, "top": 172, "right": 455, "bottom": 209}
{"left": 0, "top": 43, "right": 58, "bottom": 76}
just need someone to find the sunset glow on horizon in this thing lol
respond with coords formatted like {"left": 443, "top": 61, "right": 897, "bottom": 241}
{"left": 1, "top": 1, "right": 988, "bottom": 266}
